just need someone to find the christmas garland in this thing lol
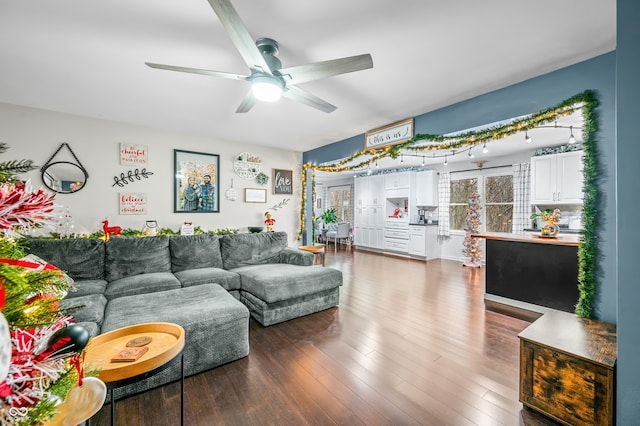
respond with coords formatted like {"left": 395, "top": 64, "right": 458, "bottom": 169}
{"left": 299, "top": 90, "right": 599, "bottom": 318}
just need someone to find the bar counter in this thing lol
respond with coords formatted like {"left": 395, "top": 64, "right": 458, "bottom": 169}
{"left": 472, "top": 232, "right": 582, "bottom": 315}
{"left": 472, "top": 232, "right": 581, "bottom": 247}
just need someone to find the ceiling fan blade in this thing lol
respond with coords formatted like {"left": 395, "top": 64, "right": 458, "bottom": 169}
{"left": 145, "top": 62, "right": 249, "bottom": 81}
{"left": 278, "top": 54, "right": 373, "bottom": 86}
{"left": 283, "top": 86, "right": 337, "bottom": 113}
{"left": 236, "top": 91, "right": 258, "bottom": 113}
{"left": 206, "top": 0, "right": 273, "bottom": 74}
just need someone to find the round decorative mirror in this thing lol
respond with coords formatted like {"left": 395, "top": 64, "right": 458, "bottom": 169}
{"left": 41, "top": 161, "right": 88, "bottom": 194}
{"left": 40, "top": 143, "right": 89, "bottom": 194}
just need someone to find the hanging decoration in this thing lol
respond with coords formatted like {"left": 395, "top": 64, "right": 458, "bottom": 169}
{"left": 111, "top": 168, "right": 154, "bottom": 187}
{"left": 462, "top": 192, "right": 482, "bottom": 267}
{"left": 298, "top": 90, "right": 599, "bottom": 318}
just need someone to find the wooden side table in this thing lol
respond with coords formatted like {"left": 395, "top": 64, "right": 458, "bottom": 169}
{"left": 84, "top": 322, "right": 186, "bottom": 426}
{"left": 298, "top": 245, "right": 325, "bottom": 266}
{"left": 518, "top": 310, "right": 616, "bottom": 426}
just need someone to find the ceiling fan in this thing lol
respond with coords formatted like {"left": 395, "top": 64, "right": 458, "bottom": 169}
{"left": 146, "top": 0, "right": 373, "bottom": 113}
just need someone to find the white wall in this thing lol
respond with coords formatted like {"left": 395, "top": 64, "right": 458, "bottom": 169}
{"left": 0, "top": 102, "right": 303, "bottom": 244}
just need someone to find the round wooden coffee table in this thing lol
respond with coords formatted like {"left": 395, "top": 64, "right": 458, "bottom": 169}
{"left": 298, "top": 245, "right": 325, "bottom": 266}
{"left": 84, "top": 322, "right": 186, "bottom": 425}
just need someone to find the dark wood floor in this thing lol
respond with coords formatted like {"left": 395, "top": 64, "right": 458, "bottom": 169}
{"left": 92, "top": 247, "right": 559, "bottom": 425}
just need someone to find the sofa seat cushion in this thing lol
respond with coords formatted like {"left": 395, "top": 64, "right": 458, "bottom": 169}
{"left": 104, "top": 272, "right": 181, "bottom": 300}
{"left": 65, "top": 279, "right": 108, "bottom": 299}
{"left": 220, "top": 232, "right": 288, "bottom": 269}
{"left": 173, "top": 267, "right": 241, "bottom": 291}
{"left": 59, "top": 294, "right": 107, "bottom": 326}
{"left": 233, "top": 264, "right": 343, "bottom": 303}
{"left": 105, "top": 236, "right": 171, "bottom": 282}
{"left": 101, "top": 284, "right": 249, "bottom": 399}
{"left": 27, "top": 238, "right": 105, "bottom": 280}
{"left": 170, "top": 234, "right": 224, "bottom": 271}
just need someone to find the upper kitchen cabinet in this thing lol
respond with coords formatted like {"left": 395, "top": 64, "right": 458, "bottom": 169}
{"left": 415, "top": 170, "right": 438, "bottom": 206}
{"left": 530, "top": 150, "right": 583, "bottom": 205}
{"left": 384, "top": 171, "right": 411, "bottom": 190}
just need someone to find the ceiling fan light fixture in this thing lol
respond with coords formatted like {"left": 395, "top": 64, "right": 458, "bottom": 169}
{"left": 251, "top": 75, "right": 284, "bottom": 102}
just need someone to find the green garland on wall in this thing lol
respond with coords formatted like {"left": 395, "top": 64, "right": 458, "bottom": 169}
{"left": 301, "top": 90, "right": 600, "bottom": 318}
{"left": 575, "top": 90, "right": 598, "bottom": 318}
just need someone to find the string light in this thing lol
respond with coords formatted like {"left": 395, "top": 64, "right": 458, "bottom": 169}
{"left": 400, "top": 154, "right": 404, "bottom": 164}
{"left": 525, "top": 131, "right": 532, "bottom": 144}
{"left": 468, "top": 148, "right": 474, "bottom": 158}
{"left": 568, "top": 126, "right": 576, "bottom": 144}
{"left": 482, "top": 143, "right": 488, "bottom": 154}
{"left": 421, "top": 156, "right": 425, "bottom": 167}
{"left": 444, "top": 155, "right": 448, "bottom": 166}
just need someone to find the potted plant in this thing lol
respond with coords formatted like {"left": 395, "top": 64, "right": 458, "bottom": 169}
{"left": 319, "top": 208, "right": 338, "bottom": 225}
{"left": 530, "top": 208, "right": 561, "bottom": 237}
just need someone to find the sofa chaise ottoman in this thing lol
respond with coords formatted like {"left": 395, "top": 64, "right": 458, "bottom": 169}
{"left": 101, "top": 283, "right": 249, "bottom": 399}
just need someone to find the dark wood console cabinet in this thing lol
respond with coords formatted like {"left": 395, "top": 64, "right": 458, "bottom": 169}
{"left": 518, "top": 310, "right": 616, "bottom": 425}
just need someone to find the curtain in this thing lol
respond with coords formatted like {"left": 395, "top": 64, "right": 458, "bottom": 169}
{"left": 437, "top": 172, "right": 451, "bottom": 237}
{"left": 512, "top": 162, "right": 531, "bottom": 232}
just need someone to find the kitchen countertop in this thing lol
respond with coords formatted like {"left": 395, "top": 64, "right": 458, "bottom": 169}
{"left": 523, "top": 227, "right": 582, "bottom": 235}
{"left": 409, "top": 222, "right": 438, "bottom": 226}
{"left": 472, "top": 232, "right": 581, "bottom": 247}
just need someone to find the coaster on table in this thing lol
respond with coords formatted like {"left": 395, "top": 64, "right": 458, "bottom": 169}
{"left": 126, "top": 336, "right": 152, "bottom": 347}
{"left": 111, "top": 346, "right": 149, "bottom": 362}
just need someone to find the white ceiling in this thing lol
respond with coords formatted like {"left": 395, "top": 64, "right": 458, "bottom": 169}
{"left": 0, "top": 1, "right": 615, "bottom": 153}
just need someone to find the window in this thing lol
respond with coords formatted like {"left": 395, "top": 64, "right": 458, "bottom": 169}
{"left": 328, "top": 185, "right": 352, "bottom": 223}
{"left": 450, "top": 178, "right": 478, "bottom": 230}
{"left": 485, "top": 175, "right": 513, "bottom": 232}
{"left": 449, "top": 172, "right": 514, "bottom": 232}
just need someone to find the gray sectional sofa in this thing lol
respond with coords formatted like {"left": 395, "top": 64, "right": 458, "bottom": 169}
{"left": 27, "top": 231, "right": 342, "bottom": 398}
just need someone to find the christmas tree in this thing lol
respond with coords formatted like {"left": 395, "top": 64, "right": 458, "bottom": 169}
{"left": 0, "top": 142, "right": 97, "bottom": 425}
{"left": 462, "top": 191, "right": 483, "bottom": 267}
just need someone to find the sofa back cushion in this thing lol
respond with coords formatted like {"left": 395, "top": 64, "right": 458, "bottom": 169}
{"left": 220, "top": 231, "right": 287, "bottom": 270}
{"left": 105, "top": 236, "right": 171, "bottom": 281}
{"left": 27, "top": 238, "right": 105, "bottom": 280}
{"left": 169, "top": 234, "right": 224, "bottom": 272}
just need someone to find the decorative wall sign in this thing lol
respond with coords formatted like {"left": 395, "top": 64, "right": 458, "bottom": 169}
{"left": 111, "top": 168, "right": 154, "bottom": 187}
{"left": 119, "top": 193, "right": 147, "bottom": 215}
{"left": 174, "top": 149, "right": 220, "bottom": 213}
{"left": 225, "top": 179, "right": 238, "bottom": 201}
{"left": 273, "top": 169, "right": 293, "bottom": 194}
{"left": 233, "top": 152, "right": 262, "bottom": 179}
{"left": 244, "top": 188, "right": 267, "bottom": 203}
{"left": 120, "top": 143, "right": 148, "bottom": 166}
{"left": 365, "top": 118, "right": 414, "bottom": 149}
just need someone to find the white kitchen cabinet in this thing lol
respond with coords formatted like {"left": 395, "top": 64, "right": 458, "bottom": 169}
{"left": 415, "top": 170, "right": 438, "bottom": 206}
{"left": 425, "top": 226, "right": 441, "bottom": 260}
{"left": 354, "top": 177, "right": 369, "bottom": 208}
{"left": 408, "top": 225, "right": 426, "bottom": 256}
{"left": 384, "top": 172, "right": 411, "bottom": 190}
{"left": 531, "top": 151, "right": 583, "bottom": 205}
{"left": 354, "top": 175, "right": 385, "bottom": 249}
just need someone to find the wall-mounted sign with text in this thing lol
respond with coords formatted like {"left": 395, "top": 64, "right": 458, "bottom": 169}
{"left": 273, "top": 169, "right": 293, "bottom": 195}
{"left": 364, "top": 118, "right": 414, "bottom": 149}
{"left": 119, "top": 192, "right": 147, "bottom": 215}
{"left": 120, "top": 143, "right": 148, "bottom": 166}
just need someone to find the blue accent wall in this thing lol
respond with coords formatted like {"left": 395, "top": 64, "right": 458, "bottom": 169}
{"left": 305, "top": 52, "right": 617, "bottom": 323}
{"left": 616, "top": 0, "right": 640, "bottom": 422}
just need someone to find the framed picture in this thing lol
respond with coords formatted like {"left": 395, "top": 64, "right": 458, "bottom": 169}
{"left": 174, "top": 149, "right": 220, "bottom": 213}
{"left": 273, "top": 169, "right": 293, "bottom": 194}
{"left": 244, "top": 188, "right": 267, "bottom": 203}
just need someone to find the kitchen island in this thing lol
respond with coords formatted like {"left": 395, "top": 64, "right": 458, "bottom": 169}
{"left": 472, "top": 232, "right": 582, "bottom": 317}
